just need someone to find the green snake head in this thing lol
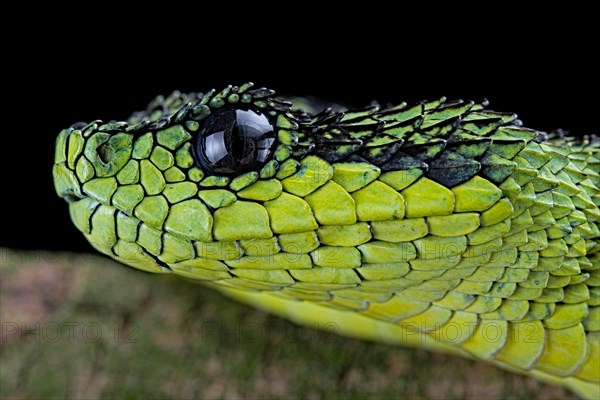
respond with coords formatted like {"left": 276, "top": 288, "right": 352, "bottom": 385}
{"left": 53, "top": 83, "right": 600, "bottom": 398}
{"left": 53, "top": 83, "right": 319, "bottom": 272}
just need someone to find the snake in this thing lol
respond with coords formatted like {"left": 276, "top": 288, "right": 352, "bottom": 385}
{"left": 52, "top": 82, "right": 599, "bottom": 398}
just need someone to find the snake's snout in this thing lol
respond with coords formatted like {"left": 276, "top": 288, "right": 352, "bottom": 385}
{"left": 53, "top": 125, "right": 135, "bottom": 204}
{"left": 53, "top": 128, "right": 85, "bottom": 203}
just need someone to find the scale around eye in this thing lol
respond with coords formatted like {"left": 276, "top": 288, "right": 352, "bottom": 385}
{"left": 195, "top": 108, "right": 276, "bottom": 175}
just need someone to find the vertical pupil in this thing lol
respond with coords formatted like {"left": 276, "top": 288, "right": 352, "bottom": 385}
{"left": 198, "top": 109, "right": 276, "bottom": 174}
{"left": 232, "top": 133, "right": 254, "bottom": 165}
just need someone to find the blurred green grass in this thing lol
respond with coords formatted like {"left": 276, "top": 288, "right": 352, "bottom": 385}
{"left": 0, "top": 248, "right": 576, "bottom": 399}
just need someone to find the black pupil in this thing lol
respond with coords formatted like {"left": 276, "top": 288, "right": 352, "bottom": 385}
{"left": 198, "top": 109, "right": 276, "bottom": 174}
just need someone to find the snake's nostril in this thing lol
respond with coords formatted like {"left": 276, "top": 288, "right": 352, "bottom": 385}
{"left": 62, "top": 192, "right": 83, "bottom": 203}
{"left": 97, "top": 143, "right": 110, "bottom": 163}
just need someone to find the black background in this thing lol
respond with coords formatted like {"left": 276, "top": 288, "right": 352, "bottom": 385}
{"left": 2, "top": 31, "right": 597, "bottom": 253}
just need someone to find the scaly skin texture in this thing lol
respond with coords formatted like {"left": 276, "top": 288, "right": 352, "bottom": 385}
{"left": 53, "top": 83, "right": 599, "bottom": 398}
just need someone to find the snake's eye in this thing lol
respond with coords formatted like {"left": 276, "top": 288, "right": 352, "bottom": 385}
{"left": 196, "top": 109, "right": 276, "bottom": 174}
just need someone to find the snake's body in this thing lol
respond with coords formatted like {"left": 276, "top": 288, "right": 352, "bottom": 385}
{"left": 53, "top": 83, "right": 599, "bottom": 398}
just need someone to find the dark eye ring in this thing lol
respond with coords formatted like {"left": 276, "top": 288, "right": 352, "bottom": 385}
{"left": 195, "top": 108, "right": 276, "bottom": 175}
